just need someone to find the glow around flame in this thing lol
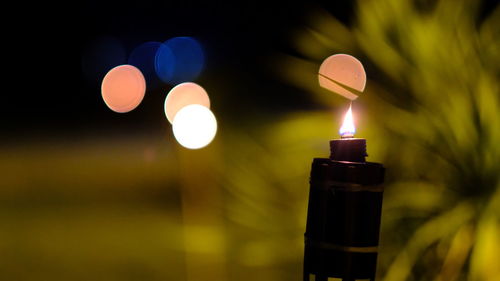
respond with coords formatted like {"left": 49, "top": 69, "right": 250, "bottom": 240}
{"left": 339, "top": 105, "right": 355, "bottom": 138}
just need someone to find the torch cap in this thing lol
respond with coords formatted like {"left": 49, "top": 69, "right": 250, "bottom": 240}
{"left": 330, "top": 138, "right": 367, "bottom": 162}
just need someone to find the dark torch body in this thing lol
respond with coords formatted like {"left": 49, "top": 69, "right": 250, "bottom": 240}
{"left": 303, "top": 138, "right": 385, "bottom": 281}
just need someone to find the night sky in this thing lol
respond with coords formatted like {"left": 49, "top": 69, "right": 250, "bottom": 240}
{"left": 4, "top": 0, "right": 495, "bottom": 137}
{"left": 3, "top": 1, "right": 357, "bottom": 139}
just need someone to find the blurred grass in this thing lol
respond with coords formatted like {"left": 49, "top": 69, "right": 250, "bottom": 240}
{"left": 0, "top": 136, "right": 186, "bottom": 281}
{"left": 0, "top": 112, "right": 342, "bottom": 281}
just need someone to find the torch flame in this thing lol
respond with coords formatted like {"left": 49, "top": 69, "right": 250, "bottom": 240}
{"left": 339, "top": 104, "right": 355, "bottom": 138}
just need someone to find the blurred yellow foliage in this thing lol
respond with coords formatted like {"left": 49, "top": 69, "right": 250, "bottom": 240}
{"left": 274, "top": 0, "right": 500, "bottom": 280}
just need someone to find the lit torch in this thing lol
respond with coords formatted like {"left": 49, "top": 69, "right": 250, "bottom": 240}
{"left": 304, "top": 55, "right": 385, "bottom": 281}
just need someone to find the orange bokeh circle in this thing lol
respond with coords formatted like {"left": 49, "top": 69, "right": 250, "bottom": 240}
{"left": 101, "top": 65, "right": 146, "bottom": 113}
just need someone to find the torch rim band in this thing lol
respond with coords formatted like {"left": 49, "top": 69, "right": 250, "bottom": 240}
{"left": 305, "top": 237, "right": 379, "bottom": 253}
{"left": 309, "top": 181, "right": 384, "bottom": 192}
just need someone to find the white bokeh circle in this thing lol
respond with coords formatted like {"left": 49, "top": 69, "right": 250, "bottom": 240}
{"left": 172, "top": 104, "right": 217, "bottom": 149}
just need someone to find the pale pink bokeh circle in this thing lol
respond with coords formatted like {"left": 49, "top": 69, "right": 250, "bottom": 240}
{"left": 101, "top": 65, "right": 146, "bottom": 113}
{"left": 318, "top": 54, "right": 366, "bottom": 100}
{"left": 164, "top": 82, "right": 210, "bottom": 123}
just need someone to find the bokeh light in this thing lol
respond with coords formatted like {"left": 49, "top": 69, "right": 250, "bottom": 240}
{"left": 81, "top": 36, "right": 126, "bottom": 84}
{"left": 172, "top": 104, "right": 217, "bottom": 149}
{"left": 101, "top": 65, "right": 146, "bottom": 113}
{"left": 164, "top": 82, "right": 211, "bottom": 123}
{"left": 128, "top": 41, "right": 163, "bottom": 89}
{"left": 318, "top": 54, "right": 366, "bottom": 100}
{"left": 154, "top": 43, "right": 175, "bottom": 84}
{"left": 155, "top": 37, "right": 205, "bottom": 85}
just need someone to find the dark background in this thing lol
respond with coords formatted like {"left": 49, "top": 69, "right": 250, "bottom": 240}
{"left": 7, "top": 0, "right": 497, "bottom": 134}
{"left": 5, "top": 0, "right": 497, "bottom": 135}
{"left": 4, "top": 1, "right": 358, "bottom": 136}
